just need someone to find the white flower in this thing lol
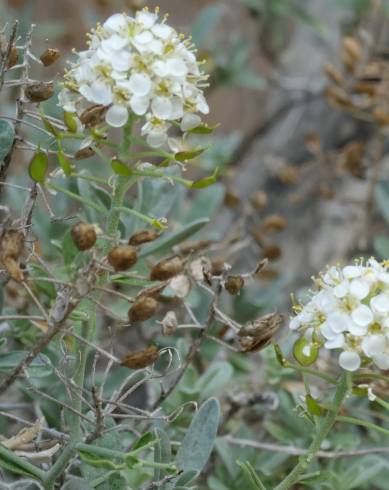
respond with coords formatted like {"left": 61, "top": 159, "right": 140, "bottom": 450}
{"left": 289, "top": 258, "right": 389, "bottom": 372}
{"left": 58, "top": 8, "right": 209, "bottom": 146}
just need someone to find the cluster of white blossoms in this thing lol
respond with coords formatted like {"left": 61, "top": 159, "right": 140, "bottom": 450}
{"left": 58, "top": 8, "right": 209, "bottom": 147}
{"left": 290, "top": 258, "right": 389, "bottom": 372}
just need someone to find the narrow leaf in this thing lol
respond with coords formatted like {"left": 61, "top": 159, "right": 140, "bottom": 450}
{"left": 58, "top": 150, "right": 73, "bottom": 176}
{"left": 111, "top": 158, "right": 133, "bottom": 176}
{"left": 175, "top": 148, "right": 205, "bottom": 162}
{"left": 176, "top": 398, "right": 220, "bottom": 472}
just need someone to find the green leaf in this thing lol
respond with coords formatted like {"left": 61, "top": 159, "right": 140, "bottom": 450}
{"left": 192, "top": 168, "right": 219, "bottom": 189}
{"left": 58, "top": 150, "right": 73, "bottom": 176}
{"left": 62, "top": 481, "right": 93, "bottom": 490}
{"left": 375, "top": 181, "right": 389, "bottom": 224}
{"left": 173, "top": 470, "right": 200, "bottom": 487}
{"left": 62, "top": 229, "right": 80, "bottom": 267}
{"left": 374, "top": 235, "right": 389, "bottom": 260}
{"left": 0, "top": 351, "right": 51, "bottom": 378}
{"left": 111, "top": 158, "right": 133, "bottom": 176}
{"left": 154, "top": 428, "right": 171, "bottom": 482}
{"left": 195, "top": 361, "right": 233, "bottom": 400}
{"left": 175, "top": 148, "right": 205, "bottom": 162}
{"left": 29, "top": 148, "right": 48, "bottom": 182}
{"left": 132, "top": 431, "right": 155, "bottom": 451}
{"left": 306, "top": 394, "right": 326, "bottom": 417}
{"left": 63, "top": 112, "right": 78, "bottom": 133}
{"left": 0, "top": 444, "right": 45, "bottom": 480}
{"left": 176, "top": 398, "right": 220, "bottom": 473}
{"left": 139, "top": 218, "right": 210, "bottom": 258}
{"left": 40, "top": 108, "right": 60, "bottom": 137}
{"left": 187, "top": 123, "right": 220, "bottom": 135}
{"left": 237, "top": 461, "right": 266, "bottom": 490}
{"left": 0, "top": 119, "right": 14, "bottom": 161}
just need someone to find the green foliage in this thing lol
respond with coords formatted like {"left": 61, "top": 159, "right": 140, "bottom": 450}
{"left": 0, "top": 119, "right": 14, "bottom": 161}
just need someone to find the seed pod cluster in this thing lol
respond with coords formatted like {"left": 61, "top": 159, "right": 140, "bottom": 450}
{"left": 128, "top": 296, "right": 157, "bottom": 323}
{"left": 71, "top": 222, "right": 97, "bottom": 251}
{"left": 150, "top": 256, "right": 183, "bottom": 281}
{"left": 108, "top": 245, "right": 137, "bottom": 271}
{"left": 0, "top": 230, "right": 25, "bottom": 282}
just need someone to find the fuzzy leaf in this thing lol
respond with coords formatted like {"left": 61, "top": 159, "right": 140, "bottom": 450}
{"left": 0, "top": 119, "right": 14, "bottom": 161}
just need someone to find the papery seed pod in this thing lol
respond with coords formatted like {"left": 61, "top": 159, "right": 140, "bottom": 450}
{"left": 251, "top": 190, "right": 268, "bottom": 210}
{"left": 373, "top": 107, "right": 389, "bottom": 127}
{"left": 211, "top": 258, "right": 226, "bottom": 276}
{"left": 6, "top": 46, "right": 18, "bottom": 68}
{"left": 40, "top": 48, "right": 61, "bottom": 66}
{"left": 169, "top": 274, "right": 191, "bottom": 298}
{"left": 150, "top": 257, "right": 183, "bottom": 281}
{"left": 0, "top": 230, "right": 24, "bottom": 259}
{"left": 137, "top": 283, "right": 166, "bottom": 300}
{"left": 262, "top": 214, "right": 286, "bottom": 233}
{"left": 108, "top": 245, "right": 137, "bottom": 271}
{"left": 74, "top": 146, "right": 95, "bottom": 160}
{"left": 71, "top": 222, "right": 97, "bottom": 251}
{"left": 323, "top": 63, "right": 343, "bottom": 85}
{"left": 239, "top": 313, "right": 282, "bottom": 352}
{"left": 129, "top": 229, "right": 159, "bottom": 246}
{"left": 79, "top": 104, "right": 107, "bottom": 127}
{"left": 161, "top": 311, "right": 177, "bottom": 336}
{"left": 188, "top": 256, "right": 212, "bottom": 282}
{"left": 2, "top": 257, "right": 23, "bottom": 282}
{"left": 225, "top": 275, "right": 244, "bottom": 295}
{"left": 343, "top": 37, "right": 362, "bottom": 63}
{"left": 121, "top": 345, "right": 159, "bottom": 369}
{"left": 128, "top": 296, "right": 157, "bottom": 323}
{"left": 25, "top": 81, "right": 54, "bottom": 102}
{"left": 262, "top": 244, "right": 281, "bottom": 261}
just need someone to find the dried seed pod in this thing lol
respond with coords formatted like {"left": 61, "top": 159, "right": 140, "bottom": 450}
{"left": 188, "top": 256, "right": 212, "bottom": 282}
{"left": 161, "top": 311, "right": 177, "bottom": 336}
{"left": 128, "top": 296, "right": 157, "bottom": 323}
{"left": 276, "top": 166, "right": 299, "bottom": 185}
{"left": 25, "top": 81, "right": 54, "bottom": 102}
{"left": 225, "top": 275, "right": 244, "bottom": 295}
{"left": 169, "top": 274, "right": 191, "bottom": 298}
{"left": 251, "top": 190, "right": 268, "bottom": 210}
{"left": 40, "top": 48, "right": 61, "bottom": 66}
{"left": 79, "top": 104, "right": 107, "bottom": 127}
{"left": 71, "top": 222, "right": 97, "bottom": 251}
{"left": 0, "top": 230, "right": 25, "bottom": 282}
{"left": 323, "top": 63, "right": 343, "bottom": 85}
{"left": 342, "top": 37, "right": 362, "bottom": 63}
{"left": 211, "top": 257, "right": 226, "bottom": 276}
{"left": 121, "top": 345, "right": 159, "bottom": 369}
{"left": 6, "top": 45, "right": 18, "bottom": 68}
{"left": 129, "top": 229, "right": 159, "bottom": 246}
{"left": 373, "top": 107, "right": 389, "bottom": 127}
{"left": 74, "top": 146, "right": 95, "bottom": 160}
{"left": 2, "top": 257, "right": 23, "bottom": 282}
{"left": 262, "top": 214, "right": 286, "bottom": 233}
{"left": 325, "top": 86, "right": 352, "bottom": 110}
{"left": 150, "top": 256, "right": 183, "bottom": 281}
{"left": 340, "top": 142, "right": 365, "bottom": 179}
{"left": 224, "top": 189, "right": 241, "bottom": 208}
{"left": 239, "top": 313, "right": 283, "bottom": 352}
{"left": 262, "top": 244, "right": 281, "bottom": 261}
{"left": 108, "top": 245, "right": 137, "bottom": 271}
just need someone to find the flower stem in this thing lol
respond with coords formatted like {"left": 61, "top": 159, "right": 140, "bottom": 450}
{"left": 274, "top": 372, "right": 350, "bottom": 490}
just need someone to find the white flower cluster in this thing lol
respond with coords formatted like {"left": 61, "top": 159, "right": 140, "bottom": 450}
{"left": 290, "top": 258, "right": 389, "bottom": 372}
{"left": 58, "top": 9, "right": 209, "bottom": 147}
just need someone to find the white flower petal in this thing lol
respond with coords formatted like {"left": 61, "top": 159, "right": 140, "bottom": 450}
{"left": 129, "top": 73, "right": 152, "bottom": 96}
{"left": 136, "top": 10, "right": 157, "bottom": 28}
{"left": 339, "top": 351, "right": 361, "bottom": 371}
{"left": 151, "top": 96, "right": 173, "bottom": 120}
{"left": 180, "top": 113, "right": 201, "bottom": 131}
{"left": 101, "top": 35, "right": 128, "bottom": 51}
{"left": 370, "top": 293, "right": 389, "bottom": 314}
{"left": 105, "top": 105, "right": 128, "bottom": 127}
{"left": 79, "top": 82, "right": 113, "bottom": 105}
{"left": 324, "top": 334, "right": 345, "bottom": 349}
{"left": 334, "top": 280, "right": 349, "bottom": 298}
{"left": 373, "top": 353, "right": 389, "bottom": 370}
{"left": 361, "top": 335, "right": 386, "bottom": 357}
{"left": 146, "top": 131, "right": 167, "bottom": 148}
{"left": 103, "top": 13, "right": 128, "bottom": 32}
{"left": 349, "top": 279, "right": 370, "bottom": 300}
{"left": 130, "top": 95, "right": 149, "bottom": 115}
{"left": 134, "top": 30, "right": 154, "bottom": 45}
{"left": 351, "top": 304, "right": 373, "bottom": 327}
{"left": 166, "top": 58, "right": 188, "bottom": 77}
{"left": 343, "top": 265, "right": 362, "bottom": 279}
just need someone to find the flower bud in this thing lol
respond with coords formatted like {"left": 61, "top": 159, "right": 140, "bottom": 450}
{"left": 71, "top": 222, "right": 97, "bottom": 251}
{"left": 150, "top": 256, "right": 183, "bottom": 281}
{"left": 121, "top": 345, "right": 159, "bottom": 369}
{"left": 79, "top": 104, "right": 107, "bottom": 127}
{"left": 108, "top": 245, "right": 137, "bottom": 271}
{"left": 161, "top": 311, "right": 178, "bottom": 336}
{"left": 25, "top": 81, "right": 54, "bottom": 102}
{"left": 225, "top": 275, "right": 244, "bottom": 295}
{"left": 40, "top": 48, "right": 61, "bottom": 66}
{"left": 128, "top": 296, "right": 158, "bottom": 323}
{"left": 129, "top": 229, "right": 159, "bottom": 246}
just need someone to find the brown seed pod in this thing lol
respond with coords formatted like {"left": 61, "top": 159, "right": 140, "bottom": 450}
{"left": 25, "top": 81, "right": 54, "bottom": 102}
{"left": 129, "top": 229, "right": 159, "bottom": 246}
{"left": 128, "top": 296, "right": 158, "bottom": 323}
{"left": 7, "top": 45, "right": 18, "bottom": 68}
{"left": 225, "top": 275, "right": 245, "bottom": 295}
{"left": 323, "top": 63, "right": 343, "bottom": 85}
{"left": 40, "top": 48, "right": 61, "bottom": 66}
{"left": 262, "top": 214, "right": 286, "bottom": 233}
{"left": 325, "top": 86, "right": 352, "bottom": 110}
{"left": 79, "top": 104, "right": 107, "bottom": 127}
{"left": 150, "top": 256, "right": 183, "bottom": 281}
{"left": 121, "top": 345, "right": 159, "bottom": 369}
{"left": 0, "top": 230, "right": 25, "bottom": 282}
{"left": 251, "top": 190, "right": 268, "bottom": 210}
{"left": 108, "top": 245, "right": 137, "bottom": 271}
{"left": 239, "top": 313, "right": 283, "bottom": 352}
{"left": 224, "top": 189, "right": 241, "bottom": 208}
{"left": 71, "top": 222, "right": 97, "bottom": 251}
{"left": 373, "top": 107, "right": 389, "bottom": 127}
{"left": 342, "top": 37, "right": 362, "bottom": 64}
{"left": 74, "top": 146, "right": 95, "bottom": 160}
{"left": 262, "top": 244, "right": 282, "bottom": 261}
